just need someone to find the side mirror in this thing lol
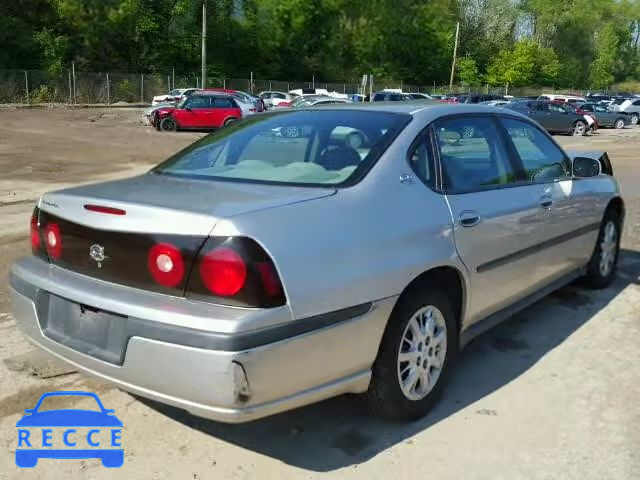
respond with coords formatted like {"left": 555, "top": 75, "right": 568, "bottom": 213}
{"left": 185, "top": 106, "right": 192, "bottom": 111}
{"left": 23, "top": 409, "right": 34, "bottom": 415}
{"left": 572, "top": 156, "right": 601, "bottom": 178}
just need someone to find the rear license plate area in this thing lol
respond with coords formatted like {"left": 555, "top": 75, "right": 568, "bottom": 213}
{"left": 37, "top": 292, "right": 128, "bottom": 365}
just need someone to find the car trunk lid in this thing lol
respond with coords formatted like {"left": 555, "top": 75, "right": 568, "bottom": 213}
{"left": 35, "top": 173, "right": 334, "bottom": 295}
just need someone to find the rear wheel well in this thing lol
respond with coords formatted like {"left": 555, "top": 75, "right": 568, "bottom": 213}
{"left": 400, "top": 267, "right": 465, "bottom": 332}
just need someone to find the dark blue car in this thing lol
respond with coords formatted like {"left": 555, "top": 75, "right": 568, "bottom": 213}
{"left": 16, "top": 391, "right": 123, "bottom": 468}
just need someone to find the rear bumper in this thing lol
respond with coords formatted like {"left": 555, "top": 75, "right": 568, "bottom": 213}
{"left": 10, "top": 257, "right": 394, "bottom": 423}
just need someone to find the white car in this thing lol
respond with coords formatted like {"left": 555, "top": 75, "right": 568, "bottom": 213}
{"left": 287, "top": 88, "right": 348, "bottom": 100}
{"left": 151, "top": 88, "right": 199, "bottom": 106}
{"left": 259, "top": 91, "right": 292, "bottom": 108}
{"left": 538, "top": 94, "right": 586, "bottom": 104}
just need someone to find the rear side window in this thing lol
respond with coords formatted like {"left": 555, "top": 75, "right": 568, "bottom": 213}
{"left": 634, "top": 100, "right": 640, "bottom": 106}
{"left": 213, "top": 97, "right": 235, "bottom": 108}
{"left": 154, "top": 110, "right": 410, "bottom": 187}
{"left": 408, "top": 136, "right": 435, "bottom": 188}
{"left": 500, "top": 117, "right": 570, "bottom": 182}
{"left": 434, "top": 116, "right": 516, "bottom": 192}
{"left": 372, "top": 93, "right": 385, "bottom": 101}
{"left": 548, "top": 103, "right": 563, "bottom": 113}
{"left": 187, "top": 97, "right": 210, "bottom": 109}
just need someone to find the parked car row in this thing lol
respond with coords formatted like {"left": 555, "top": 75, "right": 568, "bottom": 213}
{"left": 147, "top": 85, "right": 639, "bottom": 136}
{"left": 145, "top": 87, "right": 266, "bottom": 131}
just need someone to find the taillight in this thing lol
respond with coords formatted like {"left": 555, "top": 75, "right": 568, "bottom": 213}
{"left": 147, "top": 243, "right": 185, "bottom": 288}
{"left": 187, "top": 237, "right": 286, "bottom": 308}
{"left": 199, "top": 247, "right": 247, "bottom": 296}
{"left": 30, "top": 213, "right": 41, "bottom": 252}
{"left": 44, "top": 222, "right": 62, "bottom": 259}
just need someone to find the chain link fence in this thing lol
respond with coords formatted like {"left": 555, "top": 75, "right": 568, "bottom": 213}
{"left": 0, "top": 68, "right": 583, "bottom": 105}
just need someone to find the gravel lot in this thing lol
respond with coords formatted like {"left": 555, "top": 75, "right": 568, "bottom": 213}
{"left": 0, "top": 108, "right": 639, "bottom": 479}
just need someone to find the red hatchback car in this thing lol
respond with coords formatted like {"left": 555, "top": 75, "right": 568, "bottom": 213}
{"left": 154, "top": 93, "right": 242, "bottom": 131}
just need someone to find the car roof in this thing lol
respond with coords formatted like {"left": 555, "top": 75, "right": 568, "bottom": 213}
{"left": 193, "top": 91, "right": 234, "bottom": 97}
{"left": 290, "top": 102, "right": 530, "bottom": 121}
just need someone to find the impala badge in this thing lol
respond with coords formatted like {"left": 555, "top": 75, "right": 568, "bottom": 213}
{"left": 89, "top": 244, "right": 107, "bottom": 268}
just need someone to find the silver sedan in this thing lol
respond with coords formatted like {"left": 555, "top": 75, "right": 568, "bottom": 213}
{"left": 11, "top": 104, "right": 623, "bottom": 423}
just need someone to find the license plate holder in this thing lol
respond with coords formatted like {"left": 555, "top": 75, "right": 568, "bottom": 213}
{"left": 40, "top": 293, "right": 128, "bottom": 365}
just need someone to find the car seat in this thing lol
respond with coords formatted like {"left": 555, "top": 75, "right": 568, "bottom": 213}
{"left": 317, "top": 146, "right": 361, "bottom": 171}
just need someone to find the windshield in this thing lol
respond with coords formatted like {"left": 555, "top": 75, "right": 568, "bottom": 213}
{"left": 168, "top": 89, "right": 182, "bottom": 96}
{"left": 612, "top": 98, "right": 626, "bottom": 105}
{"left": 176, "top": 97, "right": 189, "bottom": 108}
{"left": 233, "top": 92, "right": 252, "bottom": 104}
{"left": 153, "top": 110, "right": 411, "bottom": 187}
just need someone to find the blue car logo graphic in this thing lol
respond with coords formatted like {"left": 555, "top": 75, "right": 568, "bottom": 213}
{"left": 16, "top": 391, "right": 123, "bottom": 468}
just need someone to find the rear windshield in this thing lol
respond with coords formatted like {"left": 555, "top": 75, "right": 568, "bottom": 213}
{"left": 153, "top": 110, "right": 411, "bottom": 187}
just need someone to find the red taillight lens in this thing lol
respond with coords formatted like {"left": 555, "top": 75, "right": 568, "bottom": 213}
{"left": 147, "top": 243, "right": 185, "bottom": 288}
{"left": 199, "top": 247, "right": 247, "bottom": 296}
{"left": 186, "top": 237, "right": 285, "bottom": 307}
{"left": 30, "top": 214, "right": 41, "bottom": 252}
{"left": 43, "top": 222, "right": 62, "bottom": 259}
{"left": 256, "top": 262, "right": 282, "bottom": 296}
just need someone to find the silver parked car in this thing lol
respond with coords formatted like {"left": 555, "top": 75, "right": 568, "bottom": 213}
{"left": 11, "top": 104, "right": 624, "bottom": 423}
{"left": 608, "top": 98, "right": 640, "bottom": 124}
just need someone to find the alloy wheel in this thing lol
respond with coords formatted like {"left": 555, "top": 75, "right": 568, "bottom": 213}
{"left": 397, "top": 305, "right": 447, "bottom": 401}
{"left": 615, "top": 119, "right": 624, "bottom": 129}
{"left": 631, "top": 114, "right": 639, "bottom": 125}
{"left": 573, "top": 121, "right": 586, "bottom": 136}
{"left": 599, "top": 220, "right": 618, "bottom": 277}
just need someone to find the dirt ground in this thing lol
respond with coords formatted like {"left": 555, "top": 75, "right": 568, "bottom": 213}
{"left": 0, "top": 108, "right": 639, "bottom": 479}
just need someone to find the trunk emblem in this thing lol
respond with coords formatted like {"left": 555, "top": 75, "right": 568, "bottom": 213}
{"left": 89, "top": 244, "right": 108, "bottom": 268}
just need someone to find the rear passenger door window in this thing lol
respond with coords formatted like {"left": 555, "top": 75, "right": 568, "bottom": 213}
{"left": 433, "top": 116, "right": 516, "bottom": 192}
{"left": 500, "top": 117, "right": 570, "bottom": 182}
{"left": 407, "top": 135, "right": 435, "bottom": 188}
{"left": 187, "top": 97, "right": 211, "bottom": 109}
{"left": 213, "top": 97, "right": 235, "bottom": 108}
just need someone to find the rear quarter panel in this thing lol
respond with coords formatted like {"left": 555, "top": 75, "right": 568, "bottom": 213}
{"left": 211, "top": 118, "right": 468, "bottom": 320}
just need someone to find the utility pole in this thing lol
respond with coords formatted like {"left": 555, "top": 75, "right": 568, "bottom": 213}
{"left": 201, "top": 1, "right": 207, "bottom": 89}
{"left": 449, "top": 22, "right": 460, "bottom": 92}
{"left": 71, "top": 61, "right": 76, "bottom": 104}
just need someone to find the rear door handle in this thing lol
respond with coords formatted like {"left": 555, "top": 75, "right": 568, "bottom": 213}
{"left": 459, "top": 211, "right": 481, "bottom": 227}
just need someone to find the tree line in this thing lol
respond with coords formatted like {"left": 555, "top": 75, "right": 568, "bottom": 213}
{"left": 2, "top": 0, "right": 639, "bottom": 90}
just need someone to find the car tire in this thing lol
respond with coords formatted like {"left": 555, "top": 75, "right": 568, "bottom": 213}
{"left": 584, "top": 208, "right": 622, "bottom": 289}
{"left": 367, "top": 283, "right": 457, "bottom": 421}
{"left": 614, "top": 118, "right": 625, "bottom": 129}
{"left": 572, "top": 120, "right": 587, "bottom": 136}
{"left": 160, "top": 117, "right": 177, "bottom": 132}
{"left": 630, "top": 113, "right": 639, "bottom": 125}
{"left": 223, "top": 118, "right": 237, "bottom": 127}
